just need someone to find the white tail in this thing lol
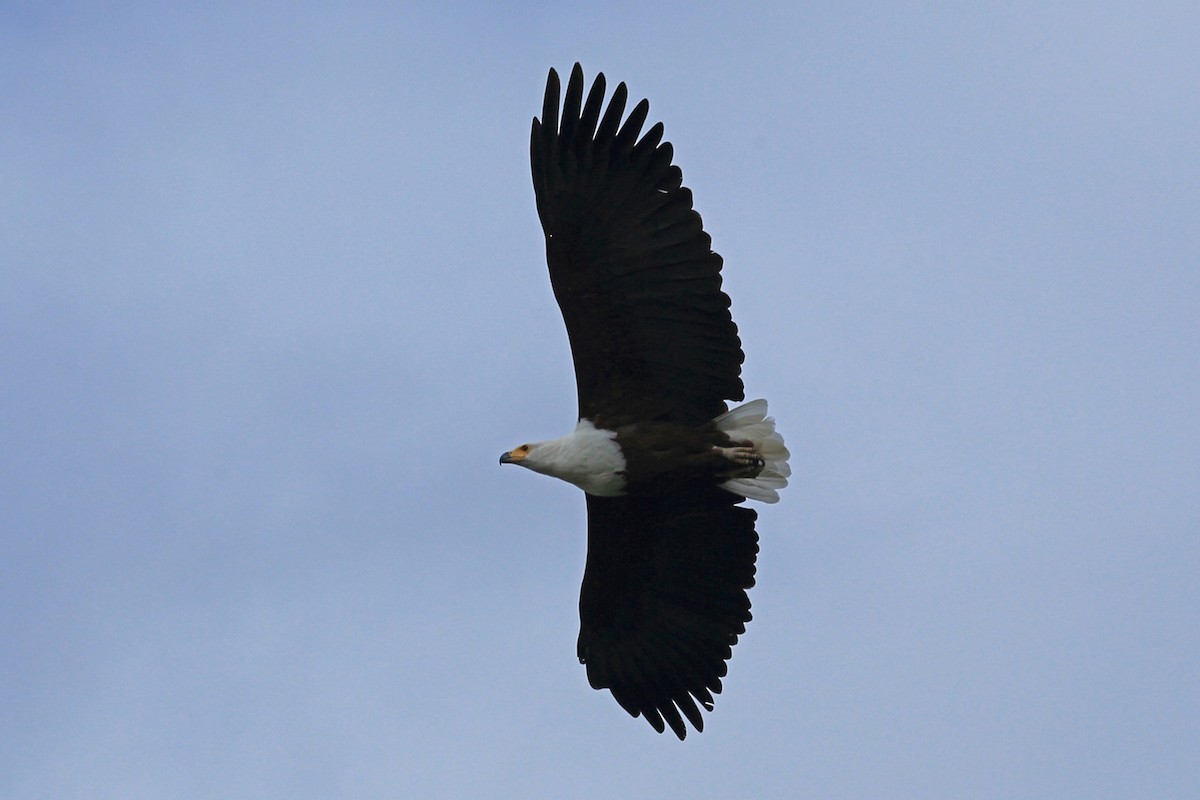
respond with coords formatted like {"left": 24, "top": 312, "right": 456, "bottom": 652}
{"left": 713, "top": 399, "right": 790, "bottom": 503}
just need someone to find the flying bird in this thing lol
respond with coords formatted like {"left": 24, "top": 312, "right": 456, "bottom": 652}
{"left": 501, "top": 64, "right": 789, "bottom": 739}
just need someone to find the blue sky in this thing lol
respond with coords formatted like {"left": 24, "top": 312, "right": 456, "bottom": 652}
{"left": 3, "top": 2, "right": 1198, "bottom": 797}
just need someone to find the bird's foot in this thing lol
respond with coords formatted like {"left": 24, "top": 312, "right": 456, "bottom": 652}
{"left": 713, "top": 445, "right": 765, "bottom": 477}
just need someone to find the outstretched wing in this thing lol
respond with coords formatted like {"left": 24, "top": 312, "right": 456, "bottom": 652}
{"left": 577, "top": 490, "right": 758, "bottom": 739}
{"left": 530, "top": 64, "right": 744, "bottom": 428}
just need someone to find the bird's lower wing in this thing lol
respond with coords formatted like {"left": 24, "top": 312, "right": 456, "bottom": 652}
{"left": 577, "top": 490, "right": 758, "bottom": 739}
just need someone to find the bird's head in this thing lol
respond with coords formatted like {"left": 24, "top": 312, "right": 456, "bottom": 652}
{"left": 499, "top": 443, "right": 534, "bottom": 466}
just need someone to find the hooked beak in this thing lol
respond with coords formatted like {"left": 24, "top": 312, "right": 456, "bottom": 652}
{"left": 499, "top": 451, "right": 514, "bottom": 465}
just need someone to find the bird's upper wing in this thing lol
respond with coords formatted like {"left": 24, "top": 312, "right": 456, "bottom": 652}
{"left": 530, "top": 64, "right": 745, "bottom": 428}
{"left": 577, "top": 490, "right": 758, "bottom": 739}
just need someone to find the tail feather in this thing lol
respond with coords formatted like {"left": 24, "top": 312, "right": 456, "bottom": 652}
{"left": 713, "top": 399, "right": 790, "bottom": 503}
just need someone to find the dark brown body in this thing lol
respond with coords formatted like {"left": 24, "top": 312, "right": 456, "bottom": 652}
{"left": 614, "top": 421, "right": 749, "bottom": 496}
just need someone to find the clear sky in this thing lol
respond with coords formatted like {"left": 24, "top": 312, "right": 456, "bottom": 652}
{"left": 3, "top": 3, "right": 1198, "bottom": 798}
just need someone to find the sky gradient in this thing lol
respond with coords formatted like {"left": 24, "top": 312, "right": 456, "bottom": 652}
{"left": 3, "top": 3, "right": 1198, "bottom": 797}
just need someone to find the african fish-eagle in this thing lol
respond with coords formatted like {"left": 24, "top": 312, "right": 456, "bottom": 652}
{"left": 500, "top": 64, "right": 790, "bottom": 739}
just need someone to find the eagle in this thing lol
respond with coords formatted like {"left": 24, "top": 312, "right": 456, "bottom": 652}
{"left": 500, "top": 64, "right": 790, "bottom": 739}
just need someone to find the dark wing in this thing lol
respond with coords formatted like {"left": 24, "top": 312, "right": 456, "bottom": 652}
{"left": 531, "top": 64, "right": 744, "bottom": 428}
{"left": 577, "top": 490, "right": 758, "bottom": 739}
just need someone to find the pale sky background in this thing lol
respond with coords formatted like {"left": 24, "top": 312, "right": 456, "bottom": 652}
{"left": 3, "top": 3, "right": 1198, "bottom": 798}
